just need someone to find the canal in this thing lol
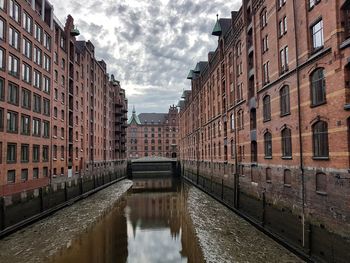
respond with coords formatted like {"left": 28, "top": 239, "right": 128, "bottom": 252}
{"left": 0, "top": 177, "right": 302, "bottom": 263}
{"left": 49, "top": 177, "right": 204, "bottom": 263}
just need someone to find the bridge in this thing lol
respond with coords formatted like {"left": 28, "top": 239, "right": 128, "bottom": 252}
{"left": 128, "top": 157, "right": 180, "bottom": 178}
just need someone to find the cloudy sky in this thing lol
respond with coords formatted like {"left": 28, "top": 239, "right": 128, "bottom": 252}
{"left": 50, "top": 0, "right": 241, "bottom": 114}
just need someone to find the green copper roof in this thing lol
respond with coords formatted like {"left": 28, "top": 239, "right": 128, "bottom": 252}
{"left": 127, "top": 106, "right": 141, "bottom": 125}
{"left": 212, "top": 19, "right": 222, "bottom": 36}
{"left": 187, "top": 70, "right": 195, "bottom": 79}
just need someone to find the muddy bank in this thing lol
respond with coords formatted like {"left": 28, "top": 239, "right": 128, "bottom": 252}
{"left": 0, "top": 180, "right": 132, "bottom": 263}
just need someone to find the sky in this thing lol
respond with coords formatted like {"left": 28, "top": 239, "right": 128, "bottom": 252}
{"left": 50, "top": 0, "right": 241, "bottom": 114}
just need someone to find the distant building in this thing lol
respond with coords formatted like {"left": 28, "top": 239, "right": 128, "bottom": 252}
{"left": 127, "top": 106, "right": 179, "bottom": 159}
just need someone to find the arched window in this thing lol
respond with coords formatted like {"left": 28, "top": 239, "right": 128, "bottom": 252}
{"left": 311, "top": 68, "right": 326, "bottom": 106}
{"left": 264, "top": 131, "right": 272, "bottom": 158}
{"left": 263, "top": 95, "right": 271, "bottom": 121}
{"left": 312, "top": 121, "right": 329, "bottom": 158}
{"left": 284, "top": 169, "right": 291, "bottom": 186}
{"left": 280, "top": 85, "right": 290, "bottom": 115}
{"left": 316, "top": 172, "right": 327, "bottom": 193}
{"left": 213, "top": 143, "right": 216, "bottom": 157}
{"left": 281, "top": 127, "right": 292, "bottom": 157}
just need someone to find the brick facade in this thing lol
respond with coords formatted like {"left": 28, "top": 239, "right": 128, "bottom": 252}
{"left": 127, "top": 105, "right": 179, "bottom": 159}
{"left": 178, "top": 0, "right": 350, "bottom": 240}
{"left": 0, "top": 0, "right": 127, "bottom": 196}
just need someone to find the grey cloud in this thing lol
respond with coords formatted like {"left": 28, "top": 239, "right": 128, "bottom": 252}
{"left": 50, "top": 0, "right": 241, "bottom": 114}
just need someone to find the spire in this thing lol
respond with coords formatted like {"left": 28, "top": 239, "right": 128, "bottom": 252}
{"left": 212, "top": 14, "right": 222, "bottom": 36}
{"left": 127, "top": 106, "right": 141, "bottom": 125}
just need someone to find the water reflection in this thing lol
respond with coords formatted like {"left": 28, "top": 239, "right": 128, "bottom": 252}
{"left": 49, "top": 177, "right": 204, "bottom": 263}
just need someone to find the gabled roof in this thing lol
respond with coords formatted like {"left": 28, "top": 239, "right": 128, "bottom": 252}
{"left": 128, "top": 106, "right": 141, "bottom": 125}
{"left": 138, "top": 113, "right": 167, "bottom": 124}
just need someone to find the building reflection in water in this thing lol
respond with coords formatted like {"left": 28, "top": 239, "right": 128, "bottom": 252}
{"left": 50, "top": 177, "right": 204, "bottom": 263}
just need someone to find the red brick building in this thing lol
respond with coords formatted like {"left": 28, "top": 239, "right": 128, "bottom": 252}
{"left": 0, "top": 0, "right": 127, "bottom": 196}
{"left": 127, "top": 105, "right": 179, "bottom": 159}
{"left": 179, "top": 0, "right": 350, "bottom": 258}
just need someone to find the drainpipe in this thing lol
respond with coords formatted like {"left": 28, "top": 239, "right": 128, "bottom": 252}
{"left": 292, "top": 0, "right": 306, "bottom": 249}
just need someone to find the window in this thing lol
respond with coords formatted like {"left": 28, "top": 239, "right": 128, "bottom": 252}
{"left": 22, "top": 63, "right": 31, "bottom": 83}
{"left": 279, "top": 16, "right": 287, "bottom": 37}
{"left": 237, "top": 109, "right": 244, "bottom": 129}
{"left": 9, "top": 0, "right": 20, "bottom": 23}
{"left": 53, "top": 107, "right": 57, "bottom": 118}
{"left": 8, "top": 82, "right": 19, "bottom": 105}
{"left": 43, "top": 98, "right": 50, "bottom": 116}
{"left": 312, "top": 121, "right": 329, "bottom": 158}
{"left": 21, "top": 169, "right": 28, "bottom": 181}
{"left": 20, "top": 114, "right": 30, "bottom": 135}
{"left": 21, "top": 88, "right": 31, "bottom": 109}
{"left": 9, "top": 27, "right": 20, "bottom": 50}
{"left": 43, "top": 32, "right": 51, "bottom": 51}
{"left": 284, "top": 169, "right": 291, "bottom": 186}
{"left": 281, "top": 127, "right": 292, "bottom": 157}
{"left": 43, "top": 145, "right": 49, "bottom": 162}
{"left": 0, "top": 77, "right": 3, "bottom": 101}
{"left": 43, "top": 54, "right": 51, "bottom": 71}
{"left": 43, "top": 76, "right": 50, "bottom": 93}
{"left": 60, "top": 146, "right": 64, "bottom": 159}
{"left": 43, "top": 121, "right": 49, "bottom": 138}
{"left": 53, "top": 145, "right": 57, "bottom": 159}
{"left": 311, "top": 19, "right": 324, "bottom": 51}
{"left": 32, "top": 118, "right": 41, "bottom": 136}
{"left": 264, "top": 132, "right": 272, "bottom": 158}
{"left": 263, "top": 61, "right": 269, "bottom": 84}
{"left": 21, "top": 144, "right": 29, "bottom": 162}
{"left": 33, "top": 93, "right": 41, "bottom": 113}
{"left": 34, "top": 46, "right": 42, "bottom": 66}
{"left": 263, "top": 95, "right": 271, "bottom": 121}
{"left": 33, "top": 145, "right": 40, "bottom": 162}
{"left": 7, "top": 111, "right": 18, "bottom": 132}
{"left": 278, "top": 0, "right": 286, "bottom": 8}
{"left": 7, "top": 170, "right": 16, "bottom": 183}
{"left": 0, "top": 107, "right": 3, "bottom": 131}
{"left": 311, "top": 68, "right": 326, "bottom": 106}
{"left": 61, "top": 110, "right": 64, "bottom": 120}
{"left": 33, "top": 168, "right": 39, "bottom": 179}
{"left": 262, "top": 35, "right": 268, "bottom": 53}
{"left": 280, "top": 46, "right": 289, "bottom": 74}
{"left": 0, "top": 17, "right": 5, "bottom": 40}
{"left": 22, "top": 38, "right": 32, "bottom": 59}
{"left": 0, "top": 48, "right": 4, "bottom": 70}
{"left": 7, "top": 143, "right": 17, "bottom": 163}
{"left": 34, "top": 23, "right": 42, "bottom": 43}
{"left": 33, "top": 70, "right": 41, "bottom": 89}
{"left": 316, "top": 172, "right": 327, "bottom": 193}
{"left": 43, "top": 167, "right": 48, "bottom": 177}
{"left": 309, "top": 0, "right": 320, "bottom": 9}
{"left": 280, "top": 85, "right": 290, "bottom": 115}
{"left": 0, "top": 0, "right": 4, "bottom": 10}
{"left": 230, "top": 113, "right": 235, "bottom": 130}
{"left": 260, "top": 8, "right": 267, "bottom": 28}
{"left": 22, "top": 12, "right": 32, "bottom": 33}
{"left": 8, "top": 54, "right": 19, "bottom": 77}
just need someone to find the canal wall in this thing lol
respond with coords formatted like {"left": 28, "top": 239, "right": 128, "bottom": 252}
{"left": 0, "top": 162, "right": 128, "bottom": 238}
{"left": 182, "top": 161, "right": 350, "bottom": 263}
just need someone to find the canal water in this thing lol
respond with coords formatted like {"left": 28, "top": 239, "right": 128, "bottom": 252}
{"left": 49, "top": 177, "right": 205, "bottom": 263}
